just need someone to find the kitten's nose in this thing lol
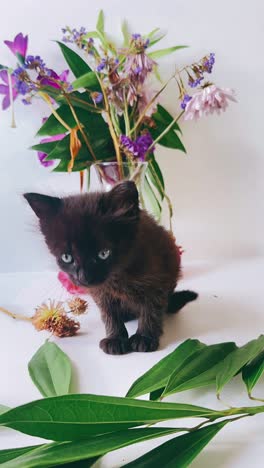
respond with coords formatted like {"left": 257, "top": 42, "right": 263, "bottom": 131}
{"left": 76, "top": 268, "right": 88, "bottom": 285}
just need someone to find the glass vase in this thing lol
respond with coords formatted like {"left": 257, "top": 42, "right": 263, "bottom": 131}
{"left": 88, "top": 161, "right": 169, "bottom": 228}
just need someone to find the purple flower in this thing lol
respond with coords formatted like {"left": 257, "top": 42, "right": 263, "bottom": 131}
{"left": 188, "top": 76, "right": 204, "bottom": 88}
{"left": 124, "top": 52, "right": 156, "bottom": 84}
{"left": 203, "top": 53, "right": 215, "bottom": 74}
{"left": 4, "top": 33, "right": 28, "bottom": 61}
{"left": 132, "top": 33, "right": 141, "bottom": 40}
{"left": 62, "top": 27, "right": 87, "bottom": 45}
{"left": 13, "top": 66, "right": 34, "bottom": 95}
{"left": 91, "top": 91, "right": 103, "bottom": 104}
{"left": 97, "top": 58, "right": 107, "bottom": 72}
{"left": 180, "top": 94, "right": 192, "bottom": 110}
{"left": 120, "top": 132, "right": 154, "bottom": 160}
{"left": 0, "top": 70, "right": 18, "bottom": 110}
{"left": 25, "top": 55, "right": 46, "bottom": 71}
{"left": 38, "top": 69, "right": 69, "bottom": 89}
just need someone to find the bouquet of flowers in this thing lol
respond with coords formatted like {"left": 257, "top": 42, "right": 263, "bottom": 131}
{"left": 0, "top": 10, "right": 235, "bottom": 225}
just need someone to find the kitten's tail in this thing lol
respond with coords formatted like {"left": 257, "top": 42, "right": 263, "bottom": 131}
{"left": 167, "top": 290, "right": 198, "bottom": 314}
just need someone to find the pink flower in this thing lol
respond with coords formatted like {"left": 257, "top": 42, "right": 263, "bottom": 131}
{"left": 0, "top": 70, "right": 18, "bottom": 110}
{"left": 58, "top": 271, "right": 88, "bottom": 295}
{"left": 4, "top": 33, "right": 28, "bottom": 61}
{"left": 184, "top": 85, "right": 236, "bottom": 121}
{"left": 38, "top": 69, "right": 70, "bottom": 90}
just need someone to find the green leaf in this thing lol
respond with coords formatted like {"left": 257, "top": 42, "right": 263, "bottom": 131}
{"left": 28, "top": 341, "right": 72, "bottom": 398}
{"left": 83, "top": 31, "right": 100, "bottom": 39}
{"left": 0, "top": 428, "right": 182, "bottom": 468}
{"left": 143, "top": 176, "right": 161, "bottom": 221}
{"left": 0, "top": 405, "right": 10, "bottom": 415}
{"left": 146, "top": 28, "right": 161, "bottom": 39}
{"left": 149, "top": 113, "right": 186, "bottom": 151}
{"left": 96, "top": 10, "right": 105, "bottom": 35}
{"left": 53, "top": 160, "right": 89, "bottom": 172}
{"left": 0, "top": 445, "right": 43, "bottom": 464}
{"left": 57, "top": 42, "right": 92, "bottom": 77}
{"left": 0, "top": 394, "right": 223, "bottom": 441}
{"left": 162, "top": 342, "right": 237, "bottom": 398}
{"left": 123, "top": 421, "right": 228, "bottom": 468}
{"left": 242, "top": 350, "right": 264, "bottom": 396}
{"left": 147, "top": 155, "right": 165, "bottom": 200}
{"left": 153, "top": 104, "right": 182, "bottom": 134}
{"left": 149, "top": 387, "right": 165, "bottom": 401}
{"left": 31, "top": 141, "right": 59, "bottom": 154}
{"left": 72, "top": 72, "right": 98, "bottom": 90}
{"left": 126, "top": 339, "right": 205, "bottom": 398}
{"left": 148, "top": 45, "right": 188, "bottom": 60}
{"left": 216, "top": 335, "right": 264, "bottom": 397}
{"left": 121, "top": 20, "right": 130, "bottom": 46}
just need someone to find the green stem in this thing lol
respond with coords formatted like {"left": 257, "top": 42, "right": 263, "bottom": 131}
{"left": 129, "top": 76, "right": 174, "bottom": 136}
{"left": 123, "top": 90, "right": 130, "bottom": 135}
{"left": 148, "top": 161, "right": 173, "bottom": 231}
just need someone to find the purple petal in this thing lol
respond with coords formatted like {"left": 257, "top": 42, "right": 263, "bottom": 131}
{"left": 15, "top": 33, "right": 28, "bottom": 58}
{"left": 0, "top": 84, "right": 8, "bottom": 94}
{"left": 2, "top": 93, "right": 10, "bottom": 110}
{"left": 59, "top": 69, "right": 70, "bottom": 82}
{"left": 0, "top": 70, "right": 8, "bottom": 84}
{"left": 37, "top": 151, "right": 54, "bottom": 167}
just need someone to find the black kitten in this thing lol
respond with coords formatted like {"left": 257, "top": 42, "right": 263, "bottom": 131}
{"left": 24, "top": 181, "right": 197, "bottom": 354}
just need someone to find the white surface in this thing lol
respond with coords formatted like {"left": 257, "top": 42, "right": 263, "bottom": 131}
{"left": 0, "top": 258, "right": 264, "bottom": 467}
{"left": 0, "top": 0, "right": 264, "bottom": 466}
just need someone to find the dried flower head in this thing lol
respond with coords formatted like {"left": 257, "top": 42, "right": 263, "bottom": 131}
{"left": 32, "top": 300, "right": 80, "bottom": 337}
{"left": 184, "top": 85, "right": 236, "bottom": 120}
{"left": 47, "top": 314, "right": 80, "bottom": 337}
{"left": 67, "top": 297, "right": 88, "bottom": 316}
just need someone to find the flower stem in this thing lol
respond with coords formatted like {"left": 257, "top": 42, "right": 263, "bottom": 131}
{"left": 39, "top": 92, "right": 72, "bottom": 132}
{"left": 129, "top": 76, "right": 174, "bottom": 136}
{"left": 7, "top": 70, "right": 16, "bottom": 128}
{"left": 64, "top": 94, "right": 97, "bottom": 162}
{"left": 0, "top": 306, "right": 32, "bottom": 322}
{"left": 96, "top": 72, "right": 123, "bottom": 178}
{"left": 148, "top": 160, "right": 173, "bottom": 231}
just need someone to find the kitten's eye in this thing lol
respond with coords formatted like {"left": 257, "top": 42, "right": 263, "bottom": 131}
{"left": 98, "top": 249, "right": 111, "bottom": 260}
{"left": 61, "top": 253, "right": 73, "bottom": 264}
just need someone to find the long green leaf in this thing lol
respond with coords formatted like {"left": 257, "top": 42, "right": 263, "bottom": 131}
{"left": 121, "top": 20, "right": 130, "bottom": 46}
{"left": 162, "top": 342, "right": 237, "bottom": 398}
{"left": 0, "top": 428, "right": 182, "bottom": 468}
{"left": 147, "top": 156, "right": 165, "bottom": 200}
{"left": 0, "top": 405, "right": 10, "bottom": 415}
{"left": 0, "top": 445, "right": 43, "bottom": 464}
{"left": 53, "top": 159, "right": 89, "bottom": 172}
{"left": 57, "top": 42, "right": 92, "bottom": 77}
{"left": 122, "top": 421, "right": 228, "bottom": 468}
{"left": 28, "top": 341, "right": 72, "bottom": 398}
{"left": 143, "top": 176, "right": 161, "bottom": 221}
{"left": 148, "top": 45, "right": 188, "bottom": 59}
{"left": 72, "top": 72, "right": 98, "bottom": 90}
{"left": 31, "top": 141, "right": 59, "bottom": 154}
{"left": 96, "top": 10, "right": 105, "bottom": 35}
{"left": 149, "top": 123, "right": 185, "bottom": 152}
{"left": 242, "top": 350, "right": 264, "bottom": 396}
{"left": 153, "top": 104, "right": 182, "bottom": 134}
{"left": 126, "top": 339, "right": 205, "bottom": 398}
{"left": 216, "top": 335, "right": 264, "bottom": 397}
{"left": 0, "top": 394, "right": 224, "bottom": 441}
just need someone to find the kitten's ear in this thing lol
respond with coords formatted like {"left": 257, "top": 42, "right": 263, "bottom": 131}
{"left": 107, "top": 181, "right": 139, "bottom": 220}
{"left": 23, "top": 193, "right": 62, "bottom": 219}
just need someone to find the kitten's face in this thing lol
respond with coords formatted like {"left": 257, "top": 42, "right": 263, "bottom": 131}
{"left": 24, "top": 182, "right": 139, "bottom": 287}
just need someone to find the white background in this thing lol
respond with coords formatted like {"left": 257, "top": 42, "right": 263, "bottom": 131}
{"left": 0, "top": 0, "right": 264, "bottom": 466}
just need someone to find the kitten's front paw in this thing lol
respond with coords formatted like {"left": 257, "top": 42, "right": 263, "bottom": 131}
{"left": 100, "top": 337, "right": 131, "bottom": 355}
{"left": 129, "top": 334, "right": 159, "bottom": 352}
